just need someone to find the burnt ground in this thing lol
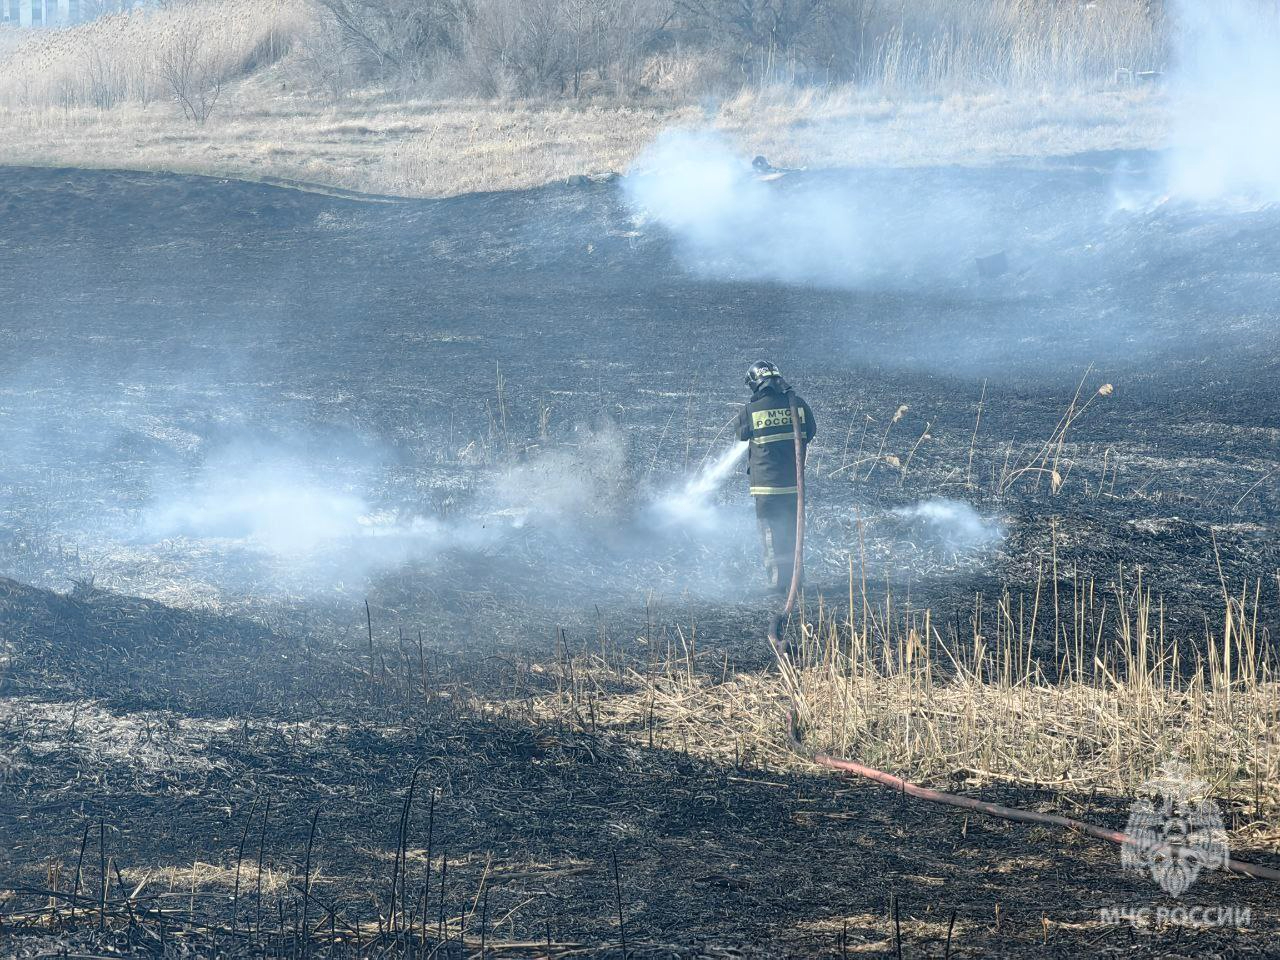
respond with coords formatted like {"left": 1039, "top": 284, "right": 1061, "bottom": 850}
{"left": 1, "top": 158, "right": 1279, "bottom": 955}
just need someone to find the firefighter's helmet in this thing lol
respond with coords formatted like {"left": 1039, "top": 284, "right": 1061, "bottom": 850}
{"left": 745, "top": 360, "right": 783, "bottom": 392}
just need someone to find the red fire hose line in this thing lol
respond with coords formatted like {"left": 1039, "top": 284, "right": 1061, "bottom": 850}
{"left": 768, "top": 395, "right": 1280, "bottom": 885}
{"left": 808, "top": 750, "right": 1280, "bottom": 883}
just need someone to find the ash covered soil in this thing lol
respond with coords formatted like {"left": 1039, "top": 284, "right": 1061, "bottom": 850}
{"left": 1, "top": 158, "right": 1279, "bottom": 956}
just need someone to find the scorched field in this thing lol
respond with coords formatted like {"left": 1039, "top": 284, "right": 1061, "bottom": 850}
{"left": 1, "top": 154, "right": 1278, "bottom": 957}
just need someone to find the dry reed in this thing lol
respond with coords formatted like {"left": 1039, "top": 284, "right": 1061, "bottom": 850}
{"left": 538, "top": 562, "right": 1280, "bottom": 850}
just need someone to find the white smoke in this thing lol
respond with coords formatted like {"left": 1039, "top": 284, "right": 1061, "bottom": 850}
{"left": 139, "top": 446, "right": 498, "bottom": 581}
{"left": 892, "top": 499, "right": 1003, "bottom": 556}
{"left": 135, "top": 425, "right": 686, "bottom": 588}
{"left": 144, "top": 469, "right": 369, "bottom": 555}
{"left": 623, "top": 129, "right": 988, "bottom": 290}
{"left": 125, "top": 424, "right": 761, "bottom": 599}
{"left": 625, "top": 132, "right": 770, "bottom": 252}
{"left": 492, "top": 423, "right": 629, "bottom": 527}
{"left": 1166, "top": 0, "right": 1280, "bottom": 204}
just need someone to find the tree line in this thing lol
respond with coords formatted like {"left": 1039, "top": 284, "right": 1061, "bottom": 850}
{"left": 306, "top": 0, "right": 1167, "bottom": 99}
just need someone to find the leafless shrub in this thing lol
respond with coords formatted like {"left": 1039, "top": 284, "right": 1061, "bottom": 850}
{"left": 592, "top": 0, "right": 672, "bottom": 95}
{"left": 293, "top": 13, "right": 361, "bottom": 101}
{"left": 448, "top": 0, "right": 569, "bottom": 97}
{"left": 312, "top": 0, "right": 463, "bottom": 85}
{"left": 452, "top": 0, "right": 669, "bottom": 98}
{"left": 470, "top": 0, "right": 569, "bottom": 95}
{"left": 156, "top": 23, "right": 227, "bottom": 123}
{"left": 84, "top": 47, "right": 127, "bottom": 108}
{"left": 294, "top": 0, "right": 671, "bottom": 98}
{"left": 638, "top": 46, "right": 735, "bottom": 97}
{"left": 674, "top": 0, "right": 823, "bottom": 83}
{"left": 0, "top": 0, "right": 1168, "bottom": 110}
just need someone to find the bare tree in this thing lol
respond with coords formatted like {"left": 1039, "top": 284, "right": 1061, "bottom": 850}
{"left": 156, "top": 24, "right": 225, "bottom": 123}
{"left": 560, "top": 0, "right": 669, "bottom": 96}
{"left": 456, "top": 0, "right": 669, "bottom": 97}
{"left": 675, "top": 0, "right": 824, "bottom": 81}
{"left": 595, "top": 0, "right": 671, "bottom": 94}
{"left": 294, "top": 12, "right": 362, "bottom": 101}
{"left": 297, "top": 0, "right": 673, "bottom": 97}
{"left": 313, "top": 0, "right": 464, "bottom": 84}
{"left": 85, "top": 47, "right": 126, "bottom": 109}
{"left": 805, "top": 0, "right": 876, "bottom": 84}
{"left": 457, "top": 0, "right": 569, "bottom": 96}
{"left": 509, "top": 0, "right": 571, "bottom": 93}
{"left": 562, "top": 0, "right": 604, "bottom": 97}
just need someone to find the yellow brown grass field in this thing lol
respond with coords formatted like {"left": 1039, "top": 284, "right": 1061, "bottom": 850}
{"left": 524, "top": 564, "right": 1280, "bottom": 853}
{"left": 0, "top": 0, "right": 1171, "bottom": 197}
{"left": 0, "top": 85, "right": 1169, "bottom": 198}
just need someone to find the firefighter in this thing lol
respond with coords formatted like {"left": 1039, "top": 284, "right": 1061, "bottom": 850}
{"left": 736, "top": 361, "right": 816, "bottom": 594}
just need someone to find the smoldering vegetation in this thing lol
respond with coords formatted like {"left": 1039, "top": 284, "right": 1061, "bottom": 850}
{"left": 622, "top": 2, "right": 1280, "bottom": 304}
{"left": 0, "top": 378, "right": 1003, "bottom": 617}
{"left": 889, "top": 499, "right": 1003, "bottom": 559}
{"left": 4, "top": 59, "right": 1280, "bottom": 625}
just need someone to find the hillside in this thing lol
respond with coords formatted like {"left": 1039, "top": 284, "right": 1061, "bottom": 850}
{"left": 0, "top": 0, "right": 1171, "bottom": 196}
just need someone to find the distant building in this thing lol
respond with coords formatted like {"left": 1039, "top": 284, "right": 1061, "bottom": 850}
{"left": 0, "top": 0, "right": 130, "bottom": 27}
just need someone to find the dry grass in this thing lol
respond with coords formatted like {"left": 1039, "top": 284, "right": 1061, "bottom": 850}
{"left": 537, "top": 563, "right": 1280, "bottom": 850}
{"left": 1000, "top": 373, "right": 1115, "bottom": 495}
{"left": 0, "top": 85, "right": 1167, "bottom": 198}
{"left": 0, "top": 1, "right": 304, "bottom": 110}
{"left": 0, "top": 0, "right": 1172, "bottom": 196}
{"left": 151, "top": 861, "right": 293, "bottom": 897}
{"left": 841, "top": 0, "right": 1164, "bottom": 94}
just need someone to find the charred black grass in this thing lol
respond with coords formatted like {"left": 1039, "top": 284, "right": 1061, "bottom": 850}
{"left": 3, "top": 168, "right": 1280, "bottom": 957}
{"left": 2, "top": 576, "right": 1278, "bottom": 957}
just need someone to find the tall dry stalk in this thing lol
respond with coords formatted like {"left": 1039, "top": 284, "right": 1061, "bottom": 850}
{"left": 1000, "top": 372, "right": 1113, "bottom": 495}
{"left": 864, "top": 404, "right": 908, "bottom": 480}
{"left": 546, "top": 561, "right": 1280, "bottom": 838}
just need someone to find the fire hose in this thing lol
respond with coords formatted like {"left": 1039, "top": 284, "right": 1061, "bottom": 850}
{"left": 806, "top": 750, "right": 1280, "bottom": 882}
{"left": 767, "top": 394, "right": 1280, "bottom": 885}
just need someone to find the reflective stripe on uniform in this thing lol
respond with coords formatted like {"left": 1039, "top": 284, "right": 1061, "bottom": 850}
{"left": 751, "top": 432, "right": 797, "bottom": 445}
{"left": 751, "top": 485, "right": 798, "bottom": 496}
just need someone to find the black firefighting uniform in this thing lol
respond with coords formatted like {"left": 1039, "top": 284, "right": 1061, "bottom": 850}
{"left": 736, "top": 385, "right": 817, "bottom": 593}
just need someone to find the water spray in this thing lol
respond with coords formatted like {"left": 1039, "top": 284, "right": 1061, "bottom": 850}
{"left": 652, "top": 441, "right": 747, "bottom": 529}
{"left": 686, "top": 441, "right": 749, "bottom": 500}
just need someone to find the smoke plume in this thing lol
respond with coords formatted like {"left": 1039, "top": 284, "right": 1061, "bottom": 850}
{"left": 623, "top": 129, "right": 993, "bottom": 291}
{"left": 121, "top": 423, "right": 762, "bottom": 600}
{"left": 891, "top": 499, "right": 1003, "bottom": 558}
{"left": 1166, "top": 0, "right": 1280, "bottom": 204}
{"left": 492, "top": 423, "right": 631, "bottom": 528}
{"left": 138, "top": 442, "right": 500, "bottom": 587}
